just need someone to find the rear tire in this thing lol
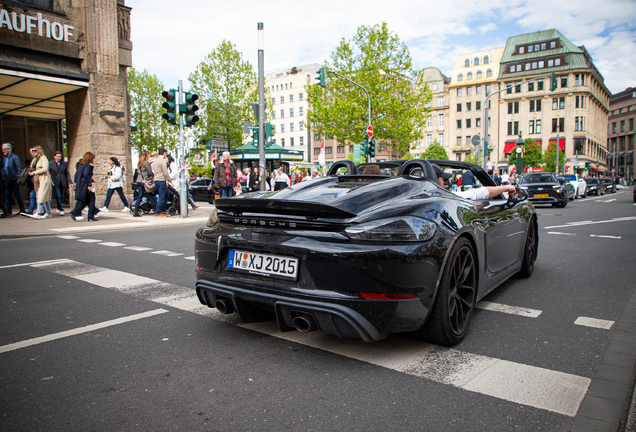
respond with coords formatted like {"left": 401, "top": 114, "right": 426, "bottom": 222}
{"left": 518, "top": 221, "right": 537, "bottom": 278}
{"left": 419, "top": 238, "right": 477, "bottom": 345}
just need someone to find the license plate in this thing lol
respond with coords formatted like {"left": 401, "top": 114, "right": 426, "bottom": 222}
{"left": 533, "top": 194, "right": 549, "bottom": 198}
{"left": 228, "top": 250, "right": 298, "bottom": 280}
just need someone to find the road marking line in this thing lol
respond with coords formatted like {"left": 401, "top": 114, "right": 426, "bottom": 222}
{"left": 590, "top": 234, "right": 621, "bottom": 239}
{"left": 124, "top": 246, "right": 153, "bottom": 251}
{"left": 49, "top": 217, "right": 209, "bottom": 233}
{"left": 184, "top": 256, "right": 195, "bottom": 260}
{"left": 76, "top": 239, "right": 102, "bottom": 243}
{"left": 476, "top": 301, "right": 542, "bottom": 318}
{"left": 547, "top": 232, "right": 577, "bottom": 236}
{"left": 151, "top": 250, "right": 184, "bottom": 257}
{"left": 28, "top": 259, "right": 589, "bottom": 417}
{"left": 544, "top": 216, "right": 636, "bottom": 229}
{"left": 574, "top": 317, "right": 614, "bottom": 330}
{"left": 604, "top": 199, "right": 617, "bottom": 202}
{"left": 73, "top": 270, "right": 157, "bottom": 289}
{"left": 57, "top": 235, "right": 80, "bottom": 239}
{"left": 0, "top": 259, "right": 73, "bottom": 269}
{"left": 99, "top": 242, "right": 126, "bottom": 247}
{"left": 0, "top": 309, "right": 168, "bottom": 354}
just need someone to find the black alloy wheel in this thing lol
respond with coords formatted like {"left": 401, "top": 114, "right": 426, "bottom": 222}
{"left": 518, "top": 221, "right": 536, "bottom": 278}
{"left": 420, "top": 237, "right": 477, "bottom": 345}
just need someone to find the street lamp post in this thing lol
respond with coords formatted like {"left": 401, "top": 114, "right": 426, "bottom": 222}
{"left": 257, "top": 23, "right": 266, "bottom": 191}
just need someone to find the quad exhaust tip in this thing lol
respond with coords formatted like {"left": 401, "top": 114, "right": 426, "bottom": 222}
{"left": 292, "top": 314, "right": 317, "bottom": 333}
{"left": 215, "top": 298, "right": 234, "bottom": 314}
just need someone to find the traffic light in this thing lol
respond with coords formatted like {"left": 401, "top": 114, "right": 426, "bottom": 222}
{"left": 368, "top": 138, "right": 376, "bottom": 158}
{"left": 483, "top": 141, "right": 489, "bottom": 159}
{"left": 360, "top": 139, "right": 368, "bottom": 156}
{"left": 315, "top": 67, "right": 326, "bottom": 88}
{"left": 161, "top": 89, "right": 177, "bottom": 125}
{"left": 585, "top": 161, "right": 590, "bottom": 170}
{"left": 265, "top": 123, "right": 274, "bottom": 146}
{"left": 251, "top": 125, "right": 259, "bottom": 145}
{"left": 184, "top": 92, "right": 199, "bottom": 127}
{"left": 550, "top": 72, "right": 557, "bottom": 91}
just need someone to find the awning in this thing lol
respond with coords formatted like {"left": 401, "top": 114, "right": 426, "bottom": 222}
{"left": 549, "top": 139, "right": 565, "bottom": 151}
{"left": 590, "top": 167, "right": 605, "bottom": 172}
{"left": 503, "top": 142, "right": 516, "bottom": 153}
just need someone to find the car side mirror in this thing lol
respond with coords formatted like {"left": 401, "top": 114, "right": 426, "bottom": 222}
{"left": 507, "top": 188, "right": 528, "bottom": 205}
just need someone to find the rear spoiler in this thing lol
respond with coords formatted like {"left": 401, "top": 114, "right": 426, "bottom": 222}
{"left": 214, "top": 198, "right": 357, "bottom": 219}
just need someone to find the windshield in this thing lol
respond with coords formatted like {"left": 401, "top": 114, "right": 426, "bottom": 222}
{"left": 601, "top": 178, "right": 613, "bottom": 183}
{"left": 519, "top": 173, "right": 557, "bottom": 184}
{"left": 563, "top": 175, "right": 576, "bottom": 181}
{"left": 585, "top": 178, "right": 599, "bottom": 184}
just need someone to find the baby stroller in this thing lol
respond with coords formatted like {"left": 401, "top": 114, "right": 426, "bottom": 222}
{"left": 166, "top": 184, "right": 181, "bottom": 216}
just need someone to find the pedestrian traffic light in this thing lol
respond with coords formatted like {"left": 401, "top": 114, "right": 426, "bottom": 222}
{"left": 161, "top": 89, "right": 177, "bottom": 125}
{"left": 315, "top": 67, "right": 326, "bottom": 88}
{"left": 251, "top": 125, "right": 259, "bottom": 145}
{"left": 585, "top": 161, "right": 590, "bottom": 170}
{"left": 265, "top": 123, "right": 274, "bottom": 146}
{"left": 550, "top": 72, "right": 557, "bottom": 92}
{"left": 184, "top": 92, "right": 199, "bottom": 127}
{"left": 368, "top": 138, "right": 376, "bottom": 158}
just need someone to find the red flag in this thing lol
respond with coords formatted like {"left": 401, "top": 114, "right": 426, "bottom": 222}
{"left": 318, "top": 141, "right": 325, "bottom": 166}
{"left": 210, "top": 150, "right": 217, "bottom": 162}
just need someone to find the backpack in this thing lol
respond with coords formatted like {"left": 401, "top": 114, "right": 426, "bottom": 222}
{"left": 18, "top": 167, "right": 30, "bottom": 186}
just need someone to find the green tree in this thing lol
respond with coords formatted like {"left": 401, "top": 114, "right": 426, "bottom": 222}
{"left": 420, "top": 140, "right": 449, "bottom": 160}
{"left": 401, "top": 151, "right": 413, "bottom": 160}
{"left": 346, "top": 151, "right": 354, "bottom": 161}
{"left": 542, "top": 141, "right": 567, "bottom": 173}
{"left": 128, "top": 68, "right": 178, "bottom": 152}
{"left": 465, "top": 153, "right": 479, "bottom": 165}
{"left": 508, "top": 138, "right": 543, "bottom": 169}
{"left": 189, "top": 40, "right": 269, "bottom": 151}
{"left": 306, "top": 22, "right": 432, "bottom": 154}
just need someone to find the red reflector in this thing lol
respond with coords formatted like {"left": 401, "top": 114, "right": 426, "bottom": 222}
{"left": 359, "top": 292, "right": 419, "bottom": 300}
{"left": 196, "top": 265, "right": 201, "bottom": 271}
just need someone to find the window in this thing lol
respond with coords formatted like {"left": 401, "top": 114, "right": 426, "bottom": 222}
{"left": 510, "top": 66, "right": 515, "bottom": 73}
{"left": 550, "top": 41, "right": 556, "bottom": 49}
{"left": 612, "top": 122, "right": 617, "bottom": 133}
{"left": 457, "top": 136, "right": 462, "bottom": 146}
{"left": 299, "top": 93, "right": 304, "bottom": 101}
{"left": 536, "top": 119, "right": 541, "bottom": 133}
{"left": 426, "top": 134, "right": 432, "bottom": 145}
{"left": 548, "top": 59, "right": 554, "bottom": 67}
{"left": 476, "top": 101, "right": 481, "bottom": 110}
{"left": 285, "top": 84, "right": 288, "bottom": 90}
{"left": 464, "top": 58, "right": 470, "bottom": 67}
{"left": 561, "top": 76, "right": 568, "bottom": 88}
{"left": 555, "top": 58, "right": 561, "bottom": 66}
{"left": 281, "top": 138, "right": 285, "bottom": 147}
{"left": 519, "top": 46, "right": 525, "bottom": 54}
{"left": 525, "top": 63, "right": 531, "bottom": 71}
{"left": 426, "top": 117, "right": 432, "bottom": 127}
{"left": 281, "top": 124, "right": 285, "bottom": 133}
{"left": 575, "top": 74, "right": 580, "bottom": 86}
{"left": 299, "top": 136, "right": 304, "bottom": 145}
{"left": 507, "top": 83, "right": 512, "bottom": 94}
{"left": 532, "top": 62, "right": 537, "bottom": 70}
{"left": 290, "top": 108, "right": 294, "bottom": 117}
{"left": 474, "top": 57, "right": 480, "bottom": 66}
{"left": 438, "top": 114, "right": 444, "bottom": 126}
{"left": 560, "top": 97, "right": 565, "bottom": 109}
{"left": 552, "top": 118, "right": 564, "bottom": 133}
{"left": 621, "top": 120, "right": 625, "bottom": 132}
{"left": 290, "top": 122, "right": 294, "bottom": 132}
{"left": 537, "top": 79, "right": 544, "bottom": 91}
{"left": 529, "top": 120, "right": 535, "bottom": 134}
{"left": 529, "top": 81, "right": 534, "bottom": 91}
{"left": 466, "top": 136, "right": 471, "bottom": 145}
{"left": 507, "top": 122, "right": 519, "bottom": 135}
{"left": 553, "top": 98, "right": 558, "bottom": 110}
{"left": 466, "top": 119, "right": 472, "bottom": 128}
{"left": 280, "top": 109, "right": 285, "bottom": 118}
{"left": 432, "top": 83, "right": 438, "bottom": 90}
{"left": 314, "top": 148, "right": 320, "bottom": 155}
{"left": 457, "top": 88, "right": 462, "bottom": 96}
{"left": 272, "top": 111, "right": 276, "bottom": 119}
{"left": 484, "top": 55, "right": 489, "bottom": 64}
{"left": 272, "top": 97, "right": 275, "bottom": 105}
{"left": 299, "top": 107, "right": 304, "bottom": 116}
{"left": 457, "top": 103, "right": 462, "bottom": 112}
{"left": 337, "top": 146, "right": 344, "bottom": 154}
{"left": 575, "top": 117, "right": 580, "bottom": 131}
{"left": 476, "top": 118, "right": 481, "bottom": 128}
{"left": 466, "top": 87, "right": 472, "bottom": 96}
{"left": 534, "top": 44, "right": 540, "bottom": 52}
{"left": 290, "top": 137, "right": 295, "bottom": 146}
{"left": 439, "top": 134, "right": 444, "bottom": 145}
{"left": 538, "top": 61, "right": 544, "bottom": 68}
{"left": 530, "top": 100, "right": 535, "bottom": 112}
{"left": 541, "top": 43, "right": 546, "bottom": 50}
{"left": 476, "top": 70, "right": 482, "bottom": 79}
{"left": 280, "top": 96, "right": 284, "bottom": 104}
{"left": 457, "top": 120, "right": 462, "bottom": 128}
{"left": 289, "top": 94, "right": 294, "bottom": 103}
{"left": 630, "top": 118, "right": 634, "bottom": 131}
{"left": 299, "top": 122, "right": 304, "bottom": 131}
{"left": 476, "top": 85, "right": 481, "bottom": 95}
{"left": 325, "top": 147, "right": 332, "bottom": 154}
{"left": 486, "top": 84, "right": 491, "bottom": 95}
{"left": 467, "top": 72, "right": 473, "bottom": 80}
{"left": 315, "top": 134, "right": 321, "bottom": 141}
{"left": 508, "top": 102, "right": 514, "bottom": 114}
{"left": 272, "top": 125, "right": 276, "bottom": 133}
{"left": 575, "top": 96, "right": 584, "bottom": 108}
{"left": 528, "top": 45, "right": 533, "bottom": 53}
{"left": 486, "top": 68, "right": 492, "bottom": 78}
{"left": 438, "top": 96, "right": 444, "bottom": 106}
{"left": 457, "top": 73, "right": 463, "bottom": 82}
{"left": 466, "top": 102, "right": 472, "bottom": 111}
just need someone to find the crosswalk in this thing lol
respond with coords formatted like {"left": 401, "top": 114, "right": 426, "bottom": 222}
{"left": 1, "top": 248, "right": 618, "bottom": 418}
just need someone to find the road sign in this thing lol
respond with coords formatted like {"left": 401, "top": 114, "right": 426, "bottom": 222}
{"left": 571, "top": 161, "right": 580, "bottom": 166}
{"left": 568, "top": 158, "right": 578, "bottom": 162}
{"left": 595, "top": 161, "right": 600, "bottom": 168}
{"left": 366, "top": 125, "right": 373, "bottom": 138}
{"left": 471, "top": 135, "right": 480, "bottom": 146}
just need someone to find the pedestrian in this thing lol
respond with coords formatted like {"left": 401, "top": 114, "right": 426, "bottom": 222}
{"left": 460, "top": 170, "right": 476, "bottom": 191}
{"left": 301, "top": 171, "right": 310, "bottom": 182}
{"left": 213, "top": 151, "right": 238, "bottom": 198}
{"left": 152, "top": 148, "right": 170, "bottom": 217}
{"left": 501, "top": 170, "right": 510, "bottom": 185}
{"left": 27, "top": 145, "right": 53, "bottom": 219}
{"left": 248, "top": 166, "right": 265, "bottom": 192}
{"left": 244, "top": 167, "right": 251, "bottom": 190}
{"left": 100, "top": 157, "right": 130, "bottom": 213}
{"left": 493, "top": 171, "right": 502, "bottom": 186}
{"left": 71, "top": 152, "right": 98, "bottom": 221}
{"left": 49, "top": 151, "right": 72, "bottom": 216}
{"left": 182, "top": 160, "right": 199, "bottom": 211}
{"left": 0, "top": 149, "right": 8, "bottom": 218}
{"left": 132, "top": 150, "right": 157, "bottom": 217}
{"left": 274, "top": 167, "right": 290, "bottom": 190}
{"left": 2, "top": 143, "right": 26, "bottom": 215}
{"left": 23, "top": 158, "right": 36, "bottom": 214}
{"left": 510, "top": 172, "right": 517, "bottom": 185}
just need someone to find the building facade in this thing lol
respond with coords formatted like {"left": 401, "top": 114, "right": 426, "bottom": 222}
{"left": 1, "top": 0, "right": 133, "bottom": 205}
{"left": 607, "top": 88, "right": 635, "bottom": 179}
{"left": 497, "top": 29, "right": 610, "bottom": 176}
{"left": 413, "top": 67, "right": 450, "bottom": 158}
{"left": 447, "top": 48, "right": 504, "bottom": 167}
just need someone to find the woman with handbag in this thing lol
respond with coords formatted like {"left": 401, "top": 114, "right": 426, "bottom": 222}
{"left": 28, "top": 146, "right": 53, "bottom": 219}
{"left": 133, "top": 150, "right": 156, "bottom": 217}
{"left": 99, "top": 157, "right": 130, "bottom": 213}
{"left": 70, "top": 152, "right": 98, "bottom": 221}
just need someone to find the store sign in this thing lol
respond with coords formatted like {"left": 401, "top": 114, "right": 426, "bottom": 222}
{"left": 0, "top": 9, "right": 74, "bottom": 42}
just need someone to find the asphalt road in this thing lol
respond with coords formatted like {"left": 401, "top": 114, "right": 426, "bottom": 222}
{"left": 1, "top": 189, "right": 634, "bottom": 432}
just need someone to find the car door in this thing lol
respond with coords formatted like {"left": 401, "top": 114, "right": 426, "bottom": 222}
{"left": 481, "top": 196, "right": 525, "bottom": 274}
{"left": 191, "top": 179, "right": 212, "bottom": 202}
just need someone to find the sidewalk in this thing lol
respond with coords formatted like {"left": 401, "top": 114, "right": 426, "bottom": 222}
{"left": 0, "top": 205, "right": 213, "bottom": 239}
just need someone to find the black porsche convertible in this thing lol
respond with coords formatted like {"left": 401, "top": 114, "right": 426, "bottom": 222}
{"left": 194, "top": 159, "right": 537, "bottom": 345}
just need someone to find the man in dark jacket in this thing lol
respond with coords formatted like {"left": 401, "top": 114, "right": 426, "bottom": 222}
{"left": 460, "top": 169, "right": 476, "bottom": 191}
{"left": 213, "top": 151, "right": 238, "bottom": 198}
{"left": 0, "top": 150, "right": 9, "bottom": 217}
{"left": 49, "top": 151, "right": 72, "bottom": 215}
{"left": 2, "top": 143, "right": 26, "bottom": 215}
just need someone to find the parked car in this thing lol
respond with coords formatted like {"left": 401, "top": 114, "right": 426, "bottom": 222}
{"left": 195, "top": 159, "right": 537, "bottom": 345}
{"left": 600, "top": 177, "right": 616, "bottom": 194}
{"left": 558, "top": 174, "right": 587, "bottom": 198}
{"left": 518, "top": 172, "right": 569, "bottom": 207}
{"left": 190, "top": 178, "right": 215, "bottom": 203}
{"left": 584, "top": 178, "right": 604, "bottom": 196}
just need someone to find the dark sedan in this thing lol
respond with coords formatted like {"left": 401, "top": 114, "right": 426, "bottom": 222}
{"left": 190, "top": 178, "right": 215, "bottom": 203}
{"left": 600, "top": 177, "right": 616, "bottom": 194}
{"left": 194, "top": 159, "right": 537, "bottom": 345}
{"left": 584, "top": 178, "right": 604, "bottom": 196}
{"left": 518, "top": 172, "right": 569, "bottom": 207}
{"left": 557, "top": 176, "right": 576, "bottom": 201}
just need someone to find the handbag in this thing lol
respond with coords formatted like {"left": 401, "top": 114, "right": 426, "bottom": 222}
{"left": 142, "top": 177, "right": 156, "bottom": 193}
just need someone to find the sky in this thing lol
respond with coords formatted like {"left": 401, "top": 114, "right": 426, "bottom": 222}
{"left": 126, "top": 0, "right": 636, "bottom": 95}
